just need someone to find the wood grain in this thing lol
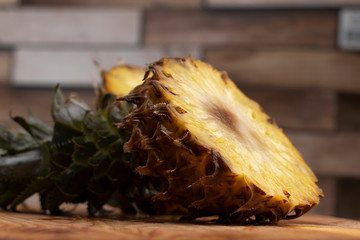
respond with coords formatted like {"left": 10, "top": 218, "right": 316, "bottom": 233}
{"left": 244, "top": 88, "right": 336, "bottom": 130}
{"left": 145, "top": 10, "right": 336, "bottom": 47}
{"left": 0, "top": 211, "right": 359, "bottom": 240}
{"left": 288, "top": 132, "right": 360, "bottom": 177}
{"left": 22, "top": 0, "right": 202, "bottom": 8}
{"left": 206, "top": 0, "right": 360, "bottom": 8}
{"left": 0, "top": 8, "right": 141, "bottom": 45}
{"left": 12, "top": 46, "right": 201, "bottom": 87}
{"left": 205, "top": 48, "right": 360, "bottom": 92}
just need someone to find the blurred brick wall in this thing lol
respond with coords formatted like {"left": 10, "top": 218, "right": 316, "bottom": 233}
{"left": 1, "top": 0, "right": 360, "bottom": 219}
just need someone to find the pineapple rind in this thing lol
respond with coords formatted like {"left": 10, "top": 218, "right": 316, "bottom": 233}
{"left": 120, "top": 57, "right": 322, "bottom": 223}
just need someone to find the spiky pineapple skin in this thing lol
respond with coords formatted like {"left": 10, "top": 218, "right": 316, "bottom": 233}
{"left": 119, "top": 57, "right": 320, "bottom": 224}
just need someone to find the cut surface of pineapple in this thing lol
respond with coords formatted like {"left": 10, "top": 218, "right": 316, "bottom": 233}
{"left": 120, "top": 57, "right": 323, "bottom": 223}
{"left": 157, "top": 59, "right": 319, "bottom": 205}
{"left": 102, "top": 65, "right": 144, "bottom": 97}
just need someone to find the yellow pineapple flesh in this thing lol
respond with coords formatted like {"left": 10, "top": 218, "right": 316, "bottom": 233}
{"left": 102, "top": 65, "right": 145, "bottom": 97}
{"left": 120, "top": 57, "right": 323, "bottom": 223}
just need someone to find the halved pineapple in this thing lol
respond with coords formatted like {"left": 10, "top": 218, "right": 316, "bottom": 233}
{"left": 120, "top": 57, "right": 323, "bottom": 223}
{"left": 102, "top": 65, "right": 144, "bottom": 97}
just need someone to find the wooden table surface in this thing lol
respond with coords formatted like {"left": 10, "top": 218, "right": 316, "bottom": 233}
{"left": 1, "top": 201, "right": 360, "bottom": 240}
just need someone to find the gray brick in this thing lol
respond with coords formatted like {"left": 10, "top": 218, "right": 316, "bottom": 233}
{"left": 0, "top": 8, "right": 141, "bottom": 45}
{"left": 12, "top": 46, "right": 202, "bottom": 87}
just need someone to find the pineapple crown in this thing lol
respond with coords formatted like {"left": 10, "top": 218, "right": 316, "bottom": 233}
{"left": 0, "top": 85, "right": 153, "bottom": 215}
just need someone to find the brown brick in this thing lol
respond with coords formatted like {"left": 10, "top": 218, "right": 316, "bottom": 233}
{"left": 0, "top": 84, "right": 95, "bottom": 128}
{"left": 145, "top": 10, "right": 336, "bottom": 47}
{"left": 336, "top": 178, "right": 360, "bottom": 220}
{"left": 0, "top": 0, "right": 18, "bottom": 5}
{"left": 311, "top": 176, "right": 336, "bottom": 216}
{"left": 205, "top": 48, "right": 360, "bottom": 92}
{"left": 244, "top": 88, "right": 336, "bottom": 131}
{"left": 0, "top": 51, "right": 10, "bottom": 83}
{"left": 339, "top": 94, "right": 360, "bottom": 132}
{"left": 288, "top": 132, "right": 360, "bottom": 177}
{"left": 206, "top": 0, "right": 360, "bottom": 8}
{"left": 22, "top": 0, "right": 202, "bottom": 9}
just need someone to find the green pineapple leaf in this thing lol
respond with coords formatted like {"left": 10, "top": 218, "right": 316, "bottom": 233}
{"left": 12, "top": 113, "right": 52, "bottom": 142}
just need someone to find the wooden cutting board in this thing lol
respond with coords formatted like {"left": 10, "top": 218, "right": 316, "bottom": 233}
{"left": 1, "top": 201, "right": 360, "bottom": 240}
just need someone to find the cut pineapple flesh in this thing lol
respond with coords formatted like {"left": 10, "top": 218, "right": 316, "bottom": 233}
{"left": 102, "top": 65, "right": 145, "bottom": 97}
{"left": 157, "top": 59, "right": 319, "bottom": 206}
{"left": 121, "top": 57, "right": 323, "bottom": 223}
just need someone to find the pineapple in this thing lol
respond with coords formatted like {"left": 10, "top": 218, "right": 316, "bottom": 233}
{"left": 119, "top": 57, "right": 323, "bottom": 223}
{"left": 102, "top": 65, "right": 144, "bottom": 97}
{"left": 0, "top": 57, "right": 322, "bottom": 224}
